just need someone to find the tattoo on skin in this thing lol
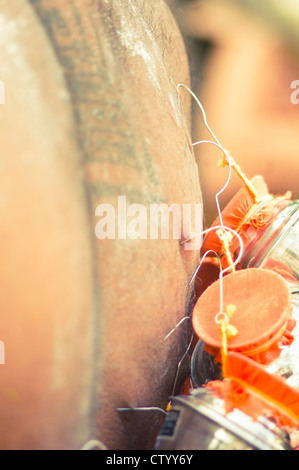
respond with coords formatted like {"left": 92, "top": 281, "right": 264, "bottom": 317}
{"left": 29, "top": 0, "right": 161, "bottom": 204}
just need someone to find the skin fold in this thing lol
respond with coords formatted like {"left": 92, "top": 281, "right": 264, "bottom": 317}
{"left": 0, "top": 0, "right": 202, "bottom": 450}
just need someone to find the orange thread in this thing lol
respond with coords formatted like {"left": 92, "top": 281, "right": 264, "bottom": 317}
{"left": 217, "top": 229, "right": 235, "bottom": 273}
{"left": 218, "top": 153, "right": 261, "bottom": 203}
{"left": 219, "top": 304, "right": 238, "bottom": 376}
{"left": 225, "top": 375, "right": 299, "bottom": 427}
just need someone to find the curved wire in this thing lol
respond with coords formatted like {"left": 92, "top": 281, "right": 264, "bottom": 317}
{"left": 164, "top": 316, "right": 191, "bottom": 341}
{"left": 177, "top": 83, "right": 221, "bottom": 146}
{"left": 189, "top": 249, "right": 221, "bottom": 285}
{"left": 170, "top": 330, "right": 194, "bottom": 397}
{"left": 177, "top": 84, "right": 233, "bottom": 231}
{"left": 176, "top": 85, "right": 246, "bottom": 364}
{"left": 181, "top": 225, "right": 244, "bottom": 275}
{"left": 117, "top": 406, "right": 167, "bottom": 416}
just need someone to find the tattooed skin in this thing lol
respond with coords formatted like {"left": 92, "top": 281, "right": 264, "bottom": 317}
{"left": 29, "top": 1, "right": 162, "bottom": 191}
{"left": 0, "top": 0, "right": 202, "bottom": 449}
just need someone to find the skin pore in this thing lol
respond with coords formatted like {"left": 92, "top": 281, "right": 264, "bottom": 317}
{"left": 0, "top": 0, "right": 202, "bottom": 450}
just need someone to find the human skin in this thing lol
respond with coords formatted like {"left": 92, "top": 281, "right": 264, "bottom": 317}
{"left": 0, "top": 0, "right": 202, "bottom": 450}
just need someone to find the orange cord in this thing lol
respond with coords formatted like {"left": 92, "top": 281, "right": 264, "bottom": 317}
{"left": 217, "top": 228, "right": 235, "bottom": 273}
{"left": 219, "top": 304, "right": 238, "bottom": 376}
{"left": 218, "top": 153, "right": 261, "bottom": 203}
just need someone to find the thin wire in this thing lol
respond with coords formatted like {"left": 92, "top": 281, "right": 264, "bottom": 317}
{"left": 177, "top": 83, "right": 221, "bottom": 146}
{"left": 164, "top": 316, "right": 191, "bottom": 340}
{"left": 117, "top": 406, "right": 167, "bottom": 416}
{"left": 163, "top": 314, "right": 193, "bottom": 395}
{"left": 180, "top": 225, "right": 244, "bottom": 274}
{"left": 177, "top": 84, "right": 233, "bottom": 232}
{"left": 170, "top": 330, "right": 194, "bottom": 397}
{"left": 166, "top": 251, "right": 226, "bottom": 397}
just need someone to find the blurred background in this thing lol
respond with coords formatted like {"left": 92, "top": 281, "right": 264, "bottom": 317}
{"left": 167, "top": 0, "right": 299, "bottom": 224}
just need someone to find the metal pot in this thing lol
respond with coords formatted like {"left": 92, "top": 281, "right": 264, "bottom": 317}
{"left": 155, "top": 388, "right": 292, "bottom": 450}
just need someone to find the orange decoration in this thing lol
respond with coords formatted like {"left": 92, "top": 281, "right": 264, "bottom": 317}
{"left": 201, "top": 174, "right": 291, "bottom": 265}
{"left": 192, "top": 268, "right": 294, "bottom": 365}
{"left": 207, "top": 352, "right": 299, "bottom": 429}
{"left": 201, "top": 175, "right": 269, "bottom": 255}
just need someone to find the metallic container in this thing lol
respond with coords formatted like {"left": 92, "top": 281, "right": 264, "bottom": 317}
{"left": 155, "top": 388, "right": 292, "bottom": 450}
{"left": 156, "top": 201, "right": 299, "bottom": 450}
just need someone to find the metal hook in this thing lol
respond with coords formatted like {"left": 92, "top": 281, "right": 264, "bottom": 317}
{"left": 117, "top": 406, "right": 167, "bottom": 416}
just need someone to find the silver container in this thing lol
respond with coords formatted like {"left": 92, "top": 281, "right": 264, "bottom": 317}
{"left": 155, "top": 388, "right": 292, "bottom": 450}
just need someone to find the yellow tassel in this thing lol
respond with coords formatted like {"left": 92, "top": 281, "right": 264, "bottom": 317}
{"left": 218, "top": 152, "right": 261, "bottom": 203}
{"left": 217, "top": 228, "right": 235, "bottom": 272}
{"left": 219, "top": 304, "right": 238, "bottom": 376}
